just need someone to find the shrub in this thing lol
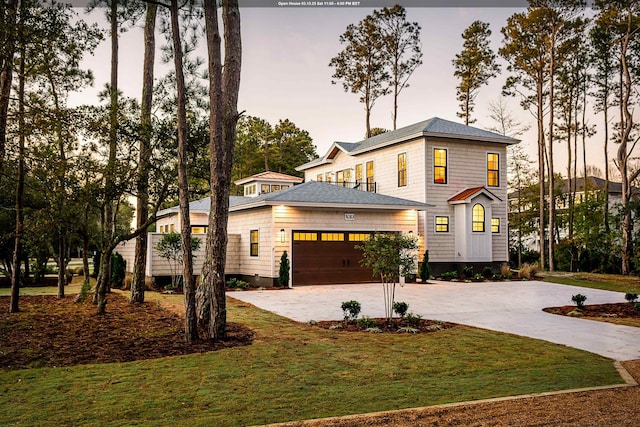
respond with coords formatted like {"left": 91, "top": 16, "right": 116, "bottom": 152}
{"left": 519, "top": 263, "right": 539, "bottom": 280}
{"left": 441, "top": 271, "right": 457, "bottom": 281}
{"left": 572, "top": 293, "right": 587, "bottom": 309}
{"left": 278, "top": 251, "right": 290, "bottom": 288}
{"left": 74, "top": 280, "right": 92, "bottom": 303}
{"left": 341, "top": 300, "right": 361, "bottom": 321}
{"left": 405, "top": 312, "right": 422, "bottom": 327}
{"left": 227, "top": 278, "right": 249, "bottom": 290}
{"left": 397, "top": 326, "right": 419, "bottom": 333}
{"left": 482, "top": 266, "right": 493, "bottom": 279}
{"left": 357, "top": 316, "right": 377, "bottom": 329}
{"left": 111, "top": 252, "right": 126, "bottom": 289}
{"left": 500, "top": 263, "right": 512, "bottom": 279}
{"left": 393, "top": 301, "right": 409, "bottom": 318}
{"left": 463, "top": 265, "right": 474, "bottom": 279}
{"left": 491, "top": 274, "right": 503, "bottom": 281}
{"left": 419, "top": 251, "right": 431, "bottom": 282}
{"left": 625, "top": 293, "right": 638, "bottom": 304}
{"left": 473, "top": 273, "right": 484, "bottom": 281}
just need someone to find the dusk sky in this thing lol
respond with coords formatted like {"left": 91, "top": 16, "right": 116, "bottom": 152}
{"left": 70, "top": 4, "right": 622, "bottom": 178}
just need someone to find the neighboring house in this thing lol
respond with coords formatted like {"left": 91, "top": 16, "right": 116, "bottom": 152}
{"left": 118, "top": 117, "right": 518, "bottom": 285}
{"left": 296, "top": 117, "right": 518, "bottom": 273}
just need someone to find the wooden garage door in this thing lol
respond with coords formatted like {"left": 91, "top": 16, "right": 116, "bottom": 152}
{"left": 292, "top": 231, "right": 379, "bottom": 285}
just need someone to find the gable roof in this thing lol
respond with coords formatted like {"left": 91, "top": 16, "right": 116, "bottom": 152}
{"left": 234, "top": 171, "right": 304, "bottom": 186}
{"left": 297, "top": 117, "right": 519, "bottom": 171}
{"left": 448, "top": 186, "right": 501, "bottom": 205}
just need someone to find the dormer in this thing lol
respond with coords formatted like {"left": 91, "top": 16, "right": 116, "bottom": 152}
{"left": 234, "top": 171, "right": 304, "bottom": 198}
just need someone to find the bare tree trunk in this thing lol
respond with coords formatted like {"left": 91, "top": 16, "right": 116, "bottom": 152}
{"left": 547, "top": 27, "right": 556, "bottom": 272}
{"left": 57, "top": 235, "right": 66, "bottom": 298}
{"left": 82, "top": 233, "right": 90, "bottom": 286}
{"left": 536, "top": 78, "right": 545, "bottom": 270}
{"left": 0, "top": 0, "right": 17, "bottom": 181}
{"left": 200, "top": 0, "right": 241, "bottom": 341}
{"left": 170, "top": 0, "right": 197, "bottom": 342}
{"left": 131, "top": 2, "right": 157, "bottom": 304}
{"left": 9, "top": 42, "right": 25, "bottom": 313}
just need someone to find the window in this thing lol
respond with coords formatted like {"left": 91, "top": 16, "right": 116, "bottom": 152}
{"left": 348, "top": 233, "right": 370, "bottom": 241}
{"left": 366, "top": 161, "right": 374, "bottom": 192}
{"left": 191, "top": 226, "right": 208, "bottom": 234}
{"left": 317, "top": 174, "right": 323, "bottom": 182}
{"left": 293, "top": 232, "right": 317, "bottom": 241}
{"left": 321, "top": 233, "right": 344, "bottom": 241}
{"left": 398, "top": 153, "right": 407, "bottom": 187}
{"left": 159, "top": 225, "right": 164, "bottom": 233}
{"left": 250, "top": 230, "right": 259, "bottom": 256}
{"left": 472, "top": 204, "right": 485, "bottom": 232}
{"left": 491, "top": 218, "right": 500, "bottom": 233}
{"left": 169, "top": 224, "right": 175, "bottom": 233}
{"left": 355, "top": 164, "right": 363, "bottom": 185}
{"left": 337, "top": 170, "right": 344, "bottom": 186}
{"left": 435, "top": 216, "right": 449, "bottom": 233}
{"left": 261, "top": 184, "right": 271, "bottom": 194}
{"left": 487, "top": 153, "right": 499, "bottom": 187}
{"left": 245, "top": 184, "right": 256, "bottom": 196}
{"left": 434, "top": 148, "right": 447, "bottom": 184}
{"left": 271, "top": 185, "right": 281, "bottom": 191}
{"left": 325, "top": 172, "right": 333, "bottom": 183}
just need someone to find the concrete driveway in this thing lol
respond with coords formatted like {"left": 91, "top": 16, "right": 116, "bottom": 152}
{"left": 228, "top": 280, "right": 640, "bottom": 361}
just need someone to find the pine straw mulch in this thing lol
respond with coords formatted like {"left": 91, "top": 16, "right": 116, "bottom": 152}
{"left": 543, "top": 302, "right": 640, "bottom": 326}
{"left": 0, "top": 293, "right": 254, "bottom": 370}
{"left": 313, "top": 318, "right": 456, "bottom": 333}
{"left": 268, "top": 360, "right": 640, "bottom": 427}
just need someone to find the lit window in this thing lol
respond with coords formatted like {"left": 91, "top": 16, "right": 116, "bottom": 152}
{"left": 398, "top": 153, "right": 407, "bottom": 187}
{"left": 169, "top": 224, "right": 175, "bottom": 233}
{"left": 337, "top": 170, "right": 345, "bottom": 186}
{"left": 272, "top": 185, "right": 280, "bottom": 191}
{"left": 435, "top": 216, "right": 449, "bottom": 233}
{"left": 348, "top": 233, "right": 370, "bottom": 241}
{"left": 261, "top": 184, "right": 270, "bottom": 194}
{"left": 317, "top": 174, "right": 323, "bottom": 182}
{"left": 487, "top": 153, "right": 499, "bottom": 187}
{"left": 434, "top": 148, "right": 447, "bottom": 184}
{"left": 491, "top": 218, "right": 500, "bottom": 233}
{"left": 366, "top": 161, "right": 374, "bottom": 192}
{"left": 159, "top": 225, "right": 164, "bottom": 233}
{"left": 293, "top": 232, "right": 317, "bottom": 241}
{"left": 250, "top": 230, "right": 259, "bottom": 256}
{"left": 472, "top": 204, "right": 485, "bottom": 232}
{"left": 321, "top": 233, "right": 344, "bottom": 241}
{"left": 325, "top": 172, "right": 333, "bottom": 183}
{"left": 355, "top": 164, "right": 363, "bottom": 185}
{"left": 191, "top": 226, "right": 208, "bottom": 234}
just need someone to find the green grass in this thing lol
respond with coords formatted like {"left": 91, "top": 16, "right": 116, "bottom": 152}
{"left": 0, "top": 289, "right": 625, "bottom": 426}
{"left": 543, "top": 272, "right": 640, "bottom": 294}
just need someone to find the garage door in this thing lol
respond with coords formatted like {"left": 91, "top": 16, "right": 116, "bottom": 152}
{"left": 292, "top": 231, "right": 379, "bottom": 285}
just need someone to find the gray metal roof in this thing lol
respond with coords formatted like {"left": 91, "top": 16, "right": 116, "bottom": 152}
{"left": 297, "top": 117, "right": 519, "bottom": 171}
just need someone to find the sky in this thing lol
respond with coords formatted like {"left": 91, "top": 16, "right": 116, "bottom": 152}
{"left": 68, "top": 2, "right": 622, "bottom": 179}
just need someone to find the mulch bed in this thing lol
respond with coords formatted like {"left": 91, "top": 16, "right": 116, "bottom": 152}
{"left": 543, "top": 302, "right": 640, "bottom": 319}
{"left": 0, "top": 294, "right": 254, "bottom": 370}
{"left": 314, "top": 318, "right": 456, "bottom": 333}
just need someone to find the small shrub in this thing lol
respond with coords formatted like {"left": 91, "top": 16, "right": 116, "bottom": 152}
{"left": 420, "top": 251, "right": 431, "bottom": 282}
{"left": 405, "top": 312, "right": 422, "bottom": 327}
{"left": 571, "top": 293, "right": 587, "bottom": 309}
{"left": 357, "top": 316, "right": 377, "bottom": 329}
{"left": 365, "top": 327, "right": 381, "bottom": 333}
{"left": 482, "top": 266, "right": 493, "bottom": 279}
{"left": 329, "top": 323, "right": 343, "bottom": 330}
{"left": 625, "top": 293, "right": 638, "bottom": 304}
{"left": 341, "top": 300, "right": 361, "bottom": 321}
{"left": 491, "top": 274, "right": 503, "bottom": 281}
{"left": 111, "top": 252, "right": 126, "bottom": 289}
{"left": 278, "top": 251, "right": 290, "bottom": 288}
{"left": 519, "top": 263, "right": 538, "bottom": 280}
{"left": 308, "top": 320, "right": 318, "bottom": 325}
{"left": 74, "top": 280, "right": 92, "bottom": 303}
{"left": 441, "top": 271, "right": 457, "bottom": 281}
{"left": 463, "top": 265, "right": 474, "bottom": 279}
{"left": 397, "top": 326, "right": 419, "bottom": 334}
{"left": 227, "top": 278, "right": 250, "bottom": 289}
{"left": 427, "top": 321, "right": 444, "bottom": 331}
{"left": 473, "top": 273, "right": 484, "bottom": 281}
{"left": 500, "top": 263, "right": 512, "bottom": 279}
{"left": 393, "top": 301, "right": 409, "bottom": 318}
{"left": 65, "top": 269, "right": 74, "bottom": 284}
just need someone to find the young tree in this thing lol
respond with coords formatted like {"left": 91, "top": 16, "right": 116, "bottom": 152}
{"left": 453, "top": 20, "right": 500, "bottom": 125}
{"left": 198, "top": 0, "right": 242, "bottom": 341}
{"left": 330, "top": 14, "right": 388, "bottom": 138}
{"left": 373, "top": 5, "right": 422, "bottom": 130}
{"left": 131, "top": 2, "right": 157, "bottom": 304}
{"left": 358, "top": 232, "right": 418, "bottom": 322}
{"left": 155, "top": 232, "right": 201, "bottom": 291}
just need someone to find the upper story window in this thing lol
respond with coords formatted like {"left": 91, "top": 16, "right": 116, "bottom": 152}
{"left": 366, "top": 161, "right": 374, "bottom": 192}
{"left": 472, "top": 204, "right": 485, "bottom": 232}
{"left": 398, "top": 153, "right": 407, "bottom": 187}
{"left": 250, "top": 230, "right": 259, "bottom": 257}
{"left": 316, "top": 174, "right": 323, "bottom": 182}
{"left": 244, "top": 184, "right": 256, "bottom": 196}
{"left": 355, "top": 164, "right": 363, "bottom": 184}
{"left": 434, "top": 148, "right": 447, "bottom": 184}
{"left": 487, "top": 153, "right": 499, "bottom": 187}
{"left": 261, "top": 184, "right": 271, "bottom": 194}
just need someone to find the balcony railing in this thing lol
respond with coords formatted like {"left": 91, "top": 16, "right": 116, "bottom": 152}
{"left": 324, "top": 181, "right": 377, "bottom": 193}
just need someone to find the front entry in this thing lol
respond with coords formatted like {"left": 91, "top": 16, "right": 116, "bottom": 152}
{"left": 292, "top": 231, "right": 379, "bottom": 285}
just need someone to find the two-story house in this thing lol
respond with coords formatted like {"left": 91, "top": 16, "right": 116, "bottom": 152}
{"left": 296, "top": 117, "right": 519, "bottom": 274}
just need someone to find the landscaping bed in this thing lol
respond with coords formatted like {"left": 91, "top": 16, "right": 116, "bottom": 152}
{"left": 543, "top": 302, "right": 640, "bottom": 327}
{"left": 0, "top": 293, "right": 254, "bottom": 370}
{"left": 314, "top": 318, "right": 456, "bottom": 333}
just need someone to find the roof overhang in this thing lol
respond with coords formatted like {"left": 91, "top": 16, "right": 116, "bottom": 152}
{"left": 230, "top": 199, "right": 431, "bottom": 213}
{"left": 448, "top": 187, "right": 502, "bottom": 205}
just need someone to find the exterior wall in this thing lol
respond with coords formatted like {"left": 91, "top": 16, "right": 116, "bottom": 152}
{"left": 227, "top": 207, "right": 275, "bottom": 280}
{"left": 156, "top": 212, "right": 209, "bottom": 233}
{"left": 424, "top": 138, "right": 508, "bottom": 263}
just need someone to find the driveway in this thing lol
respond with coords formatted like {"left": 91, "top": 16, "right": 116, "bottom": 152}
{"left": 228, "top": 280, "right": 640, "bottom": 361}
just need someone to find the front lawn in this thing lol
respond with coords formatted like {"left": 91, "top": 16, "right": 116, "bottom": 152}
{"left": 543, "top": 272, "right": 640, "bottom": 294}
{"left": 0, "top": 288, "right": 624, "bottom": 426}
